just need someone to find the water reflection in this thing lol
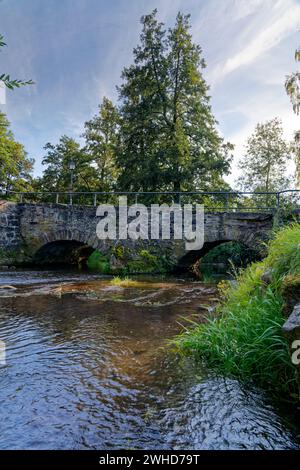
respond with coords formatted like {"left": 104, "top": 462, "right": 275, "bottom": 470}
{"left": 0, "top": 270, "right": 299, "bottom": 449}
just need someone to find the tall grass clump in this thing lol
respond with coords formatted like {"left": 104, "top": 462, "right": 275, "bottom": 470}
{"left": 110, "top": 277, "right": 140, "bottom": 287}
{"left": 175, "top": 223, "right": 300, "bottom": 398}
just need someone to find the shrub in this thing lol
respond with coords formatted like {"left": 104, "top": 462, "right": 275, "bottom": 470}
{"left": 87, "top": 250, "right": 110, "bottom": 274}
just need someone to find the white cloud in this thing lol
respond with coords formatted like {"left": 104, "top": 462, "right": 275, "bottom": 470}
{"left": 207, "top": 0, "right": 300, "bottom": 85}
{"left": 223, "top": 100, "right": 299, "bottom": 186}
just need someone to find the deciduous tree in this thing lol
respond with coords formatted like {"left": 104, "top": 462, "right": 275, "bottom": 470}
{"left": 83, "top": 97, "right": 119, "bottom": 192}
{"left": 0, "top": 112, "right": 34, "bottom": 193}
{"left": 237, "top": 118, "right": 292, "bottom": 203}
{"left": 40, "top": 135, "right": 95, "bottom": 193}
{"left": 285, "top": 47, "right": 300, "bottom": 187}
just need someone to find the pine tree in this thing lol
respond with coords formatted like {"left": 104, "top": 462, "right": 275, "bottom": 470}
{"left": 117, "top": 10, "right": 232, "bottom": 193}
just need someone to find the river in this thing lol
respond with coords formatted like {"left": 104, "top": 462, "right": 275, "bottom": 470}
{"left": 0, "top": 269, "right": 299, "bottom": 450}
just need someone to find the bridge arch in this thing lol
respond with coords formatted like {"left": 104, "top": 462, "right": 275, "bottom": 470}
{"left": 176, "top": 237, "right": 260, "bottom": 273}
{"left": 0, "top": 201, "right": 275, "bottom": 270}
{"left": 29, "top": 230, "right": 110, "bottom": 269}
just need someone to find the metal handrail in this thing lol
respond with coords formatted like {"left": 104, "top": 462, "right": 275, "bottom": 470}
{"left": 1, "top": 189, "right": 300, "bottom": 211}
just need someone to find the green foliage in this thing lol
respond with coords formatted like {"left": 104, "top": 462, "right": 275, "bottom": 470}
{"left": 0, "top": 247, "right": 23, "bottom": 264}
{"left": 139, "top": 249, "right": 158, "bottom": 265}
{"left": 237, "top": 118, "right": 293, "bottom": 201}
{"left": 0, "top": 112, "right": 34, "bottom": 193}
{"left": 285, "top": 47, "right": 300, "bottom": 187}
{"left": 35, "top": 99, "right": 121, "bottom": 198}
{"left": 32, "top": 10, "right": 234, "bottom": 198}
{"left": 126, "top": 249, "right": 172, "bottom": 274}
{"left": 265, "top": 223, "right": 300, "bottom": 279}
{"left": 87, "top": 250, "right": 110, "bottom": 274}
{"left": 175, "top": 223, "right": 300, "bottom": 398}
{"left": 110, "top": 277, "right": 140, "bottom": 287}
{"left": 291, "top": 130, "right": 300, "bottom": 189}
{"left": 112, "top": 244, "right": 125, "bottom": 259}
{"left": 117, "top": 10, "right": 232, "bottom": 193}
{"left": 36, "top": 135, "right": 98, "bottom": 201}
{"left": 83, "top": 97, "right": 120, "bottom": 192}
{"left": 201, "top": 241, "right": 258, "bottom": 276}
{"left": 0, "top": 34, "right": 34, "bottom": 90}
{"left": 285, "top": 46, "right": 300, "bottom": 115}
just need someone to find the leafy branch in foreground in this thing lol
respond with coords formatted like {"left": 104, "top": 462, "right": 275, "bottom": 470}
{"left": 285, "top": 47, "right": 300, "bottom": 115}
{"left": 285, "top": 45, "right": 300, "bottom": 187}
{"left": 0, "top": 73, "right": 34, "bottom": 90}
{"left": 0, "top": 34, "right": 34, "bottom": 90}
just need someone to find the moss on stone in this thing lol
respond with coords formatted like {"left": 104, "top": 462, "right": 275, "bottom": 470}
{"left": 87, "top": 245, "right": 174, "bottom": 275}
{"left": 125, "top": 249, "right": 172, "bottom": 274}
{"left": 112, "top": 244, "right": 125, "bottom": 259}
{"left": 0, "top": 247, "right": 25, "bottom": 266}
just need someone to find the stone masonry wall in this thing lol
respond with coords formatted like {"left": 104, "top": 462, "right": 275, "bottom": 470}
{"left": 0, "top": 201, "right": 274, "bottom": 268}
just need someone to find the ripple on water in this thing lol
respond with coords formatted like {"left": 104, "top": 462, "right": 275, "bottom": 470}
{"left": 161, "top": 376, "right": 300, "bottom": 450}
{"left": 0, "top": 271, "right": 299, "bottom": 449}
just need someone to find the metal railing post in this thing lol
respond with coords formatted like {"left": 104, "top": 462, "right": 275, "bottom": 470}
{"left": 225, "top": 193, "right": 229, "bottom": 212}
{"left": 4, "top": 189, "right": 300, "bottom": 214}
{"left": 276, "top": 192, "right": 280, "bottom": 211}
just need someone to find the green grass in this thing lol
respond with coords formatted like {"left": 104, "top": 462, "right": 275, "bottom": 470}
{"left": 174, "top": 223, "right": 300, "bottom": 398}
{"left": 110, "top": 276, "right": 140, "bottom": 287}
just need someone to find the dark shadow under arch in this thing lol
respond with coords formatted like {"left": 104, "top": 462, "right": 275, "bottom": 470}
{"left": 177, "top": 240, "right": 259, "bottom": 274}
{"left": 32, "top": 240, "right": 94, "bottom": 269}
{"left": 177, "top": 241, "right": 228, "bottom": 271}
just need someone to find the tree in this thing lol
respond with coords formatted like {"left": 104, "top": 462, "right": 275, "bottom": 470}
{"left": 237, "top": 118, "right": 292, "bottom": 204}
{"left": 0, "top": 112, "right": 34, "bottom": 193}
{"left": 285, "top": 47, "right": 300, "bottom": 115}
{"left": 117, "top": 10, "right": 232, "bottom": 193}
{"left": 285, "top": 47, "right": 300, "bottom": 188}
{"left": 40, "top": 135, "right": 95, "bottom": 194}
{"left": 291, "top": 130, "right": 300, "bottom": 188}
{"left": 83, "top": 97, "right": 119, "bottom": 192}
{"left": 0, "top": 34, "right": 33, "bottom": 90}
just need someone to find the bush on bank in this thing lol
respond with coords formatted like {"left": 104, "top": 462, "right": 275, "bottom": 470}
{"left": 175, "top": 223, "right": 300, "bottom": 399}
{"left": 86, "top": 246, "right": 173, "bottom": 275}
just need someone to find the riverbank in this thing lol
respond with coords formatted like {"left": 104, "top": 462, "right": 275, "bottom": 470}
{"left": 175, "top": 223, "right": 300, "bottom": 401}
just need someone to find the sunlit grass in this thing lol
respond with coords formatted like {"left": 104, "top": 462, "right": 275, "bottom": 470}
{"left": 110, "top": 276, "right": 140, "bottom": 287}
{"left": 174, "top": 223, "right": 300, "bottom": 398}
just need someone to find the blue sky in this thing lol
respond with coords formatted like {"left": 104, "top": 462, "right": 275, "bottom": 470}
{"left": 0, "top": 0, "right": 299, "bottom": 184}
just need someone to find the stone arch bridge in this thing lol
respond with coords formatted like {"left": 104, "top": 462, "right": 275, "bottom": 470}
{"left": 0, "top": 201, "right": 274, "bottom": 272}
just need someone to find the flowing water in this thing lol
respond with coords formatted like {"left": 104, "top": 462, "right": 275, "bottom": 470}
{"left": 0, "top": 269, "right": 299, "bottom": 450}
